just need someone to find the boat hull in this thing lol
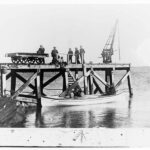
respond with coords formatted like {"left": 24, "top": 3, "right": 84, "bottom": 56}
{"left": 41, "top": 92, "right": 128, "bottom": 107}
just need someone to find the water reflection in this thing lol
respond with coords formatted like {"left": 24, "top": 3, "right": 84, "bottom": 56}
{"left": 99, "top": 109, "right": 116, "bottom": 128}
{"left": 88, "top": 111, "right": 96, "bottom": 128}
{"left": 31, "top": 99, "right": 131, "bottom": 128}
{"left": 128, "top": 96, "right": 133, "bottom": 109}
{"left": 62, "top": 111, "right": 88, "bottom": 128}
{"left": 35, "top": 106, "right": 45, "bottom": 127}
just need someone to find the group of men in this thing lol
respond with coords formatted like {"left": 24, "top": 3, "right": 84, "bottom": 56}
{"left": 50, "top": 46, "right": 85, "bottom": 65}
{"left": 51, "top": 47, "right": 67, "bottom": 67}
{"left": 37, "top": 45, "right": 64, "bottom": 66}
{"left": 37, "top": 45, "right": 85, "bottom": 65}
{"left": 68, "top": 46, "right": 85, "bottom": 64}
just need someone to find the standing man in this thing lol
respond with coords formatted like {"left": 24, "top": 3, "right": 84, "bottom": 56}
{"left": 79, "top": 46, "right": 85, "bottom": 64}
{"left": 51, "top": 46, "right": 58, "bottom": 64}
{"left": 37, "top": 45, "right": 45, "bottom": 63}
{"left": 37, "top": 45, "right": 45, "bottom": 54}
{"left": 68, "top": 48, "right": 73, "bottom": 63}
{"left": 75, "top": 47, "right": 80, "bottom": 64}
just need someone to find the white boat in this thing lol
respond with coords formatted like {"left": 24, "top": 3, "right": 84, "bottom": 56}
{"left": 41, "top": 91, "right": 128, "bottom": 106}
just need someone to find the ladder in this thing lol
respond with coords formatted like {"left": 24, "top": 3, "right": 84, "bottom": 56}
{"left": 68, "top": 71, "right": 76, "bottom": 87}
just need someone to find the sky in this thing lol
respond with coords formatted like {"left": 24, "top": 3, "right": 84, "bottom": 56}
{"left": 0, "top": 3, "right": 150, "bottom": 66}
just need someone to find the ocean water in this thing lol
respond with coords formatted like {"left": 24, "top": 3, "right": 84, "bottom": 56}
{"left": 3, "top": 67, "right": 150, "bottom": 128}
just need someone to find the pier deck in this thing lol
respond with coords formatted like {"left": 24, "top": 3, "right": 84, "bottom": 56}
{"left": 0, "top": 63, "right": 130, "bottom": 70}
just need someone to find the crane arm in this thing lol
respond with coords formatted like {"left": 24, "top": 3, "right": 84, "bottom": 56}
{"left": 101, "top": 20, "right": 118, "bottom": 63}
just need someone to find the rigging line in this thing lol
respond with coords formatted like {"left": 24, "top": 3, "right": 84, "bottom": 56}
{"left": 118, "top": 21, "right": 121, "bottom": 61}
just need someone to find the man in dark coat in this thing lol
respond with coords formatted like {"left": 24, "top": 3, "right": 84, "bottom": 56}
{"left": 75, "top": 48, "right": 80, "bottom": 64}
{"left": 68, "top": 48, "right": 73, "bottom": 63}
{"left": 79, "top": 46, "right": 85, "bottom": 64}
{"left": 51, "top": 47, "right": 58, "bottom": 64}
{"left": 37, "top": 45, "right": 45, "bottom": 54}
{"left": 37, "top": 45, "right": 45, "bottom": 63}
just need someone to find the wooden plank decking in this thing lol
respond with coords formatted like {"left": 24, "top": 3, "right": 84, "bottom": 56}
{"left": 0, "top": 63, "right": 131, "bottom": 70}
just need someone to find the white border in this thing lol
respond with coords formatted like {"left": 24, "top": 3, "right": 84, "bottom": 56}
{"left": 0, "top": 1, "right": 149, "bottom": 148}
{"left": 0, "top": 0, "right": 150, "bottom": 4}
{"left": 0, "top": 128, "right": 150, "bottom": 147}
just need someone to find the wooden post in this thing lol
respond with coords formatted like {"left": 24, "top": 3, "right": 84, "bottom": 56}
{"left": 111, "top": 68, "right": 115, "bottom": 86}
{"left": 1, "top": 68, "right": 7, "bottom": 97}
{"left": 83, "top": 64, "right": 88, "bottom": 95}
{"left": 109, "top": 70, "right": 112, "bottom": 85}
{"left": 11, "top": 70, "right": 16, "bottom": 95}
{"left": 62, "top": 71, "right": 66, "bottom": 92}
{"left": 108, "top": 69, "right": 115, "bottom": 86}
{"left": 105, "top": 69, "right": 116, "bottom": 94}
{"left": 90, "top": 74, "right": 94, "bottom": 94}
{"left": 127, "top": 70, "right": 133, "bottom": 97}
{"left": 89, "top": 74, "right": 94, "bottom": 94}
{"left": 65, "top": 70, "right": 69, "bottom": 89}
{"left": 75, "top": 70, "right": 78, "bottom": 80}
{"left": 40, "top": 70, "right": 44, "bottom": 95}
{"left": 88, "top": 67, "right": 93, "bottom": 95}
{"left": 105, "top": 69, "right": 110, "bottom": 92}
{"left": 87, "top": 75, "right": 90, "bottom": 94}
{"left": 35, "top": 70, "right": 42, "bottom": 107}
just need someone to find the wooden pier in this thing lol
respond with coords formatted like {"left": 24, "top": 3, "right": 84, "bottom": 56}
{"left": 0, "top": 62, "right": 133, "bottom": 107}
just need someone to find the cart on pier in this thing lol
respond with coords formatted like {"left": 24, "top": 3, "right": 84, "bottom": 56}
{"left": 5, "top": 52, "right": 49, "bottom": 64}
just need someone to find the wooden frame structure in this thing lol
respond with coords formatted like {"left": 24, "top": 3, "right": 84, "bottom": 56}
{"left": 0, "top": 63, "right": 133, "bottom": 107}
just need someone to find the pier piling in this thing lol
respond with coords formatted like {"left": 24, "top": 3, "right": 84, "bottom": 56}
{"left": 75, "top": 70, "right": 78, "bottom": 80}
{"left": 11, "top": 70, "right": 16, "bottom": 95}
{"left": 89, "top": 74, "right": 94, "bottom": 94}
{"left": 0, "top": 62, "right": 133, "bottom": 106}
{"left": 35, "top": 69, "right": 42, "bottom": 107}
{"left": 1, "top": 68, "right": 7, "bottom": 97}
{"left": 127, "top": 69, "right": 133, "bottom": 97}
{"left": 83, "top": 64, "right": 88, "bottom": 95}
{"left": 40, "top": 70, "right": 44, "bottom": 96}
{"left": 65, "top": 70, "right": 69, "bottom": 90}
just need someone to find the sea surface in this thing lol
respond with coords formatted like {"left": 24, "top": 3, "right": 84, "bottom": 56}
{"left": 3, "top": 67, "right": 150, "bottom": 128}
